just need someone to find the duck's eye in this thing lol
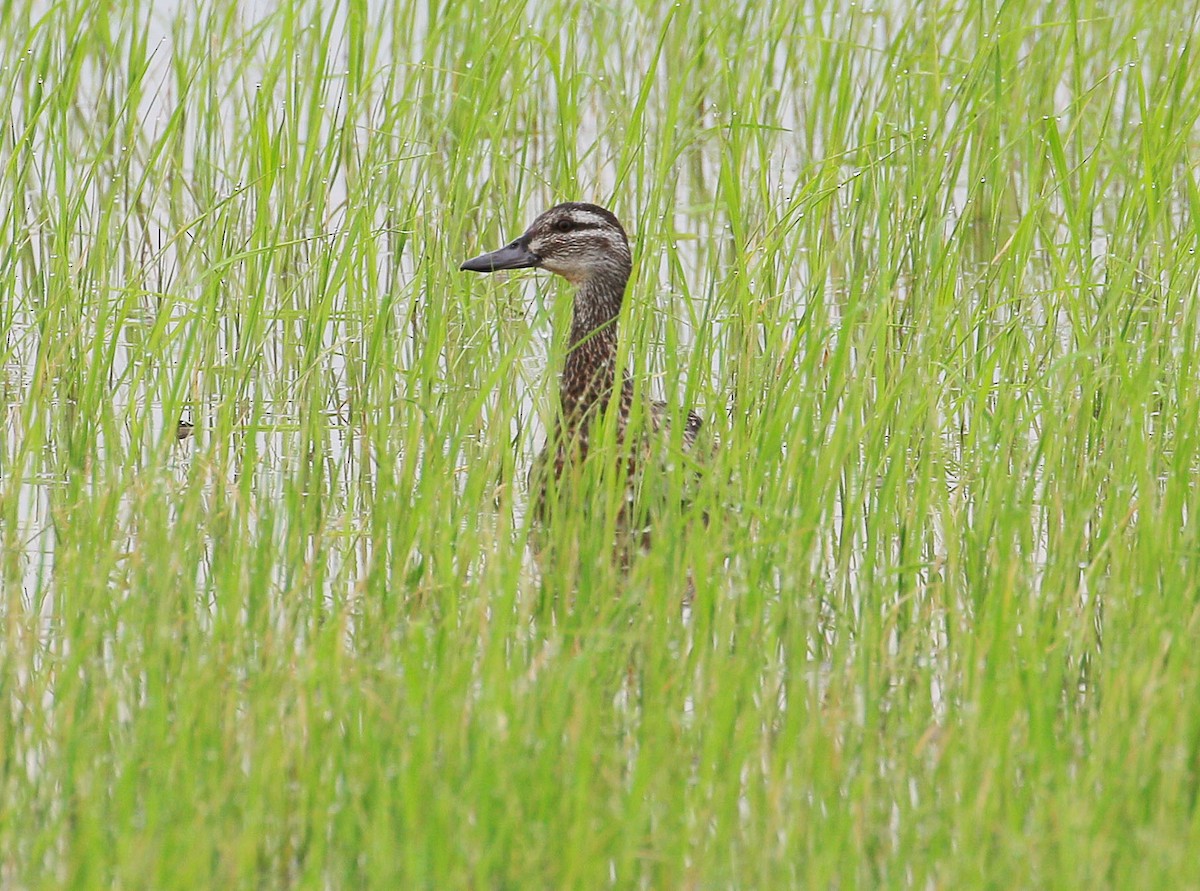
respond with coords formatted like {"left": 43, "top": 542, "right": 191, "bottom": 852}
{"left": 553, "top": 219, "right": 576, "bottom": 233}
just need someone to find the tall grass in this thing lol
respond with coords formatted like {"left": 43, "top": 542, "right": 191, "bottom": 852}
{"left": 3, "top": 0, "right": 1200, "bottom": 886}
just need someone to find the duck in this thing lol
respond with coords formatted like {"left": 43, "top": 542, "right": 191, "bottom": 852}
{"left": 460, "top": 202, "right": 705, "bottom": 525}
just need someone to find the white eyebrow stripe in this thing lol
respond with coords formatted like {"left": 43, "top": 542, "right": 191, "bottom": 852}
{"left": 566, "top": 211, "right": 610, "bottom": 228}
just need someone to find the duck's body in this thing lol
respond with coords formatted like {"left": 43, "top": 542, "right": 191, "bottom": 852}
{"left": 461, "top": 202, "right": 704, "bottom": 520}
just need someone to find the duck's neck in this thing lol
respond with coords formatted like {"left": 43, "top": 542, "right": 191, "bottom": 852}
{"left": 559, "top": 274, "right": 632, "bottom": 428}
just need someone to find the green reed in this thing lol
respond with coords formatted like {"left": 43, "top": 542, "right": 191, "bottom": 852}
{"left": 2, "top": 0, "right": 1199, "bottom": 887}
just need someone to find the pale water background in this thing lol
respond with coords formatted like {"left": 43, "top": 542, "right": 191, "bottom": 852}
{"left": 2, "top": 0, "right": 1173, "bottom": 617}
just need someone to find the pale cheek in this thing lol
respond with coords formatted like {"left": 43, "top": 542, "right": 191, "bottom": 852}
{"left": 543, "top": 258, "right": 587, "bottom": 282}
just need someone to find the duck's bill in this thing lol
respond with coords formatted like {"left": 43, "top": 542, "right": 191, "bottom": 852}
{"left": 460, "top": 240, "right": 540, "bottom": 273}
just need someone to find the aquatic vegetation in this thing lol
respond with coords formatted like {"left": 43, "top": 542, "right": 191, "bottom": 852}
{"left": 2, "top": 0, "right": 1199, "bottom": 886}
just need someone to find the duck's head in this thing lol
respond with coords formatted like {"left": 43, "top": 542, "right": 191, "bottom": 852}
{"left": 460, "top": 202, "right": 631, "bottom": 286}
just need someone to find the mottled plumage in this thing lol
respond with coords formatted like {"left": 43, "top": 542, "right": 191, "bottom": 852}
{"left": 461, "top": 202, "right": 704, "bottom": 522}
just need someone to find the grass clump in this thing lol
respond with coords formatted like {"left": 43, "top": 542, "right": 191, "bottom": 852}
{"left": 3, "top": 0, "right": 1200, "bottom": 887}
